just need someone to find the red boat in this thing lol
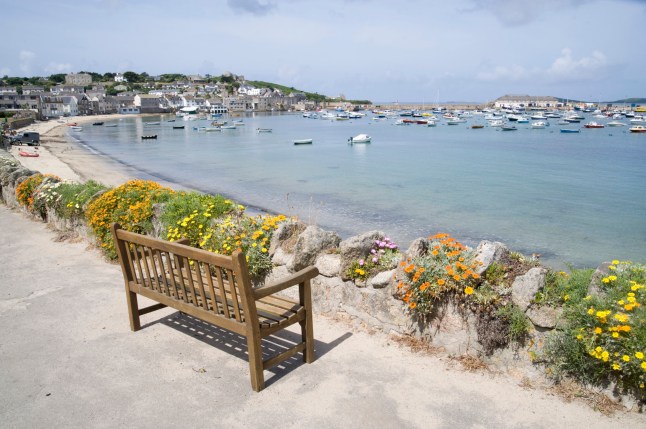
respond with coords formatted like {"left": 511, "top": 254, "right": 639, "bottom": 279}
{"left": 583, "top": 121, "right": 605, "bottom": 129}
{"left": 66, "top": 122, "right": 78, "bottom": 127}
{"left": 19, "top": 150, "right": 39, "bottom": 157}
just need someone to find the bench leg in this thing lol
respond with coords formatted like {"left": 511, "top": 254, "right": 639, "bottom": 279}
{"left": 126, "top": 290, "right": 141, "bottom": 331}
{"left": 247, "top": 335, "right": 265, "bottom": 392}
{"left": 300, "top": 315, "right": 315, "bottom": 363}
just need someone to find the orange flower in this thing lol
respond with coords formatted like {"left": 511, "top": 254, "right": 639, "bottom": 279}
{"left": 431, "top": 250, "right": 439, "bottom": 256}
{"left": 453, "top": 275, "right": 461, "bottom": 281}
{"left": 471, "top": 273, "right": 480, "bottom": 279}
{"left": 420, "top": 282, "right": 430, "bottom": 291}
{"left": 409, "top": 302, "right": 417, "bottom": 309}
{"left": 397, "top": 281, "right": 404, "bottom": 289}
{"left": 437, "top": 278, "right": 446, "bottom": 286}
{"left": 405, "top": 264, "right": 415, "bottom": 273}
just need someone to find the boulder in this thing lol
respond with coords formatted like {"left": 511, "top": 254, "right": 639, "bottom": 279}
{"left": 339, "top": 231, "right": 385, "bottom": 280}
{"left": 588, "top": 261, "right": 611, "bottom": 297}
{"left": 511, "top": 267, "right": 547, "bottom": 311}
{"left": 474, "top": 240, "right": 509, "bottom": 274}
{"left": 526, "top": 305, "right": 562, "bottom": 329}
{"left": 269, "top": 219, "right": 306, "bottom": 255}
{"left": 315, "top": 253, "right": 341, "bottom": 277}
{"left": 368, "top": 269, "right": 396, "bottom": 289}
{"left": 287, "top": 225, "right": 341, "bottom": 272}
{"left": 406, "top": 237, "right": 429, "bottom": 258}
{"left": 271, "top": 247, "right": 293, "bottom": 267}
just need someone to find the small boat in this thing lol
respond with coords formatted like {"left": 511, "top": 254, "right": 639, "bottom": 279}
{"left": 257, "top": 128, "right": 273, "bottom": 133}
{"left": 66, "top": 122, "right": 78, "bottom": 127}
{"left": 105, "top": 123, "right": 118, "bottom": 127}
{"left": 516, "top": 116, "right": 530, "bottom": 124}
{"left": 501, "top": 125, "right": 517, "bottom": 131}
{"left": 583, "top": 121, "right": 605, "bottom": 129}
{"left": 489, "top": 120, "right": 504, "bottom": 127}
{"left": 349, "top": 134, "right": 371, "bottom": 144}
{"left": 471, "top": 124, "right": 484, "bottom": 129}
{"left": 221, "top": 125, "right": 236, "bottom": 129}
{"left": 531, "top": 121, "right": 547, "bottom": 129}
{"left": 293, "top": 139, "right": 313, "bottom": 145}
{"left": 144, "top": 121, "right": 160, "bottom": 126}
{"left": 426, "top": 121, "right": 437, "bottom": 127}
{"left": 212, "top": 121, "right": 227, "bottom": 126}
{"left": 71, "top": 126, "right": 83, "bottom": 131}
{"left": 166, "top": 119, "right": 176, "bottom": 122}
{"left": 92, "top": 122, "right": 104, "bottom": 126}
{"left": 141, "top": 135, "right": 157, "bottom": 140}
{"left": 203, "top": 127, "right": 221, "bottom": 132}
{"left": 172, "top": 125, "right": 185, "bottom": 129}
{"left": 629, "top": 125, "right": 646, "bottom": 133}
{"left": 607, "top": 121, "right": 626, "bottom": 127}
{"left": 18, "top": 150, "right": 39, "bottom": 157}
{"left": 560, "top": 129, "right": 580, "bottom": 133}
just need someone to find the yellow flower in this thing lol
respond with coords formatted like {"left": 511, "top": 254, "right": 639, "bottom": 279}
{"left": 612, "top": 363, "right": 621, "bottom": 370}
{"left": 636, "top": 352, "right": 644, "bottom": 360}
{"left": 612, "top": 332, "right": 619, "bottom": 338}
{"left": 612, "top": 259, "right": 619, "bottom": 265}
{"left": 608, "top": 265, "right": 616, "bottom": 271}
{"left": 594, "top": 327, "right": 602, "bottom": 334}
{"left": 576, "top": 334, "right": 583, "bottom": 340}
{"left": 464, "top": 286, "right": 474, "bottom": 295}
{"left": 622, "top": 355, "right": 630, "bottom": 362}
{"left": 563, "top": 294, "right": 570, "bottom": 301}
{"left": 642, "top": 362, "right": 646, "bottom": 371}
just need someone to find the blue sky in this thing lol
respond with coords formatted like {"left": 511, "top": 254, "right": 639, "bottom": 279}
{"left": 2, "top": 0, "right": 645, "bottom": 102}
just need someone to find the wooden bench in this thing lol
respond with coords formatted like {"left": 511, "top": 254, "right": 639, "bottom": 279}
{"left": 110, "top": 222, "right": 319, "bottom": 391}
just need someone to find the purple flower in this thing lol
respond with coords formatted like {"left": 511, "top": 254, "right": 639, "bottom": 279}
{"left": 359, "top": 259, "right": 365, "bottom": 266}
{"left": 372, "top": 257, "right": 379, "bottom": 263}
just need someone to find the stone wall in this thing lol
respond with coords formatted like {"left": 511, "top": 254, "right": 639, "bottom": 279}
{"left": 0, "top": 155, "right": 570, "bottom": 372}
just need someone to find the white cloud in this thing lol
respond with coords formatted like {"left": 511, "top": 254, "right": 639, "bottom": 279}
{"left": 19, "top": 50, "right": 36, "bottom": 74}
{"left": 44, "top": 62, "right": 72, "bottom": 74}
{"left": 547, "top": 48, "right": 608, "bottom": 81}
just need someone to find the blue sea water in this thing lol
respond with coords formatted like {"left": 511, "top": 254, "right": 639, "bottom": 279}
{"left": 70, "top": 113, "right": 646, "bottom": 268}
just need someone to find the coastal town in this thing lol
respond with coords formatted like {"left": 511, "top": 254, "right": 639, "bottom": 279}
{"left": 2, "top": 71, "right": 645, "bottom": 125}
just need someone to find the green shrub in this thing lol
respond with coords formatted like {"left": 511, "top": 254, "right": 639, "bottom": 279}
{"left": 496, "top": 303, "right": 531, "bottom": 344}
{"left": 161, "top": 191, "right": 234, "bottom": 247}
{"left": 534, "top": 268, "right": 593, "bottom": 307}
{"left": 33, "top": 180, "right": 107, "bottom": 220}
{"left": 85, "top": 180, "right": 175, "bottom": 258}
{"left": 542, "top": 260, "right": 646, "bottom": 399}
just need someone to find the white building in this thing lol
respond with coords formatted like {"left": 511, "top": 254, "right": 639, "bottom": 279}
{"left": 494, "top": 95, "right": 561, "bottom": 109}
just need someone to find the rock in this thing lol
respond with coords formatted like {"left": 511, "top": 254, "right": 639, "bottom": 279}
{"left": 315, "top": 253, "right": 341, "bottom": 277}
{"left": 271, "top": 247, "right": 293, "bottom": 267}
{"left": 526, "top": 305, "right": 562, "bottom": 329}
{"left": 339, "top": 231, "right": 385, "bottom": 280}
{"left": 511, "top": 267, "right": 547, "bottom": 311}
{"left": 588, "top": 261, "right": 611, "bottom": 297}
{"left": 368, "top": 269, "right": 396, "bottom": 289}
{"left": 269, "top": 219, "right": 306, "bottom": 255}
{"left": 406, "top": 238, "right": 429, "bottom": 258}
{"left": 287, "top": 225, "right": 341, "bottom": 272}
{"left": 474, "top": 241, "right": 509, "bottom": 274}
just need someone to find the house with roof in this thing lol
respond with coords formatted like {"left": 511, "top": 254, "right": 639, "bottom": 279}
{"left": 493, "top": 95, "right": 561, "bottom": 109}
{"left": 134, "top": 94, "right": 169, "bottom": 113}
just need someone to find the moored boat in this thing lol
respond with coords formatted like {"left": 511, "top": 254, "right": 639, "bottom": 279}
{"left": 629, "top": 125, "right": 646, "bottom": 133}
{"left": 18, "top": 150, "right": 39, "bottom": 157}
{"left": 172, "top": 125, "right": 185, "bottom": 129}
{"left": 471, "top": 124, "right": 484, "bottom": 129}
{"left": 607, "top": 121, "right": 626, "bottom": 127}
{"left": 349, "top": 134, "right": 371, "bottom": 144}
{"left": 71, "top": 126, "right": 83, "bottom": 131}
{"left": 144, "top": 121, "right": 160, "bottom": 126}
{"left": 105, "top": 123, "right": 118, "bottom": 127}
{"left": 293, "top": 139, "right": 313, "bottom": 145}
{"left": 560, "top": 129, "right": 580, "bottom": 133}
{"left": 501, "top": 125, "right": 517, "bottom": 131}
{"left": 257, "top": 128, "right": 272, "bottom": 133}
{"left": 531, "top": 121, "right": 548, "bottom": 129}
{"left": 583, "top": 121, "right": 605, "bottom": 129}
{"left": 92, "top": 122, "right": 104, "bottom": 126}
{"left": 141, "top": 135, "right": 157, "bottom": 140}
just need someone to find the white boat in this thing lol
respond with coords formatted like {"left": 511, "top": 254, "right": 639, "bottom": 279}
{"left": 629, "top": 125, "right": 646, "bottom": 133}
{"left": 293, "top": 138, "right": 313, "bottom": 145}
{"left": 71, "top": 126, "right": 83, "bottom": 131}
{"left": 144, "top": 121, "right": 160, "bottom": 126}
{"left": 348, "top": 134, "right": 371, "bottom": 144}
{"left": 257, "top": 128, "right": 272, "bottom": 133}
{"left": 426, "top": 121, "right": 437, "bottom": 127}
{"left": 606, "top": 121, "right": 626, "bottom": 127}
{"left": 630, "top": 117, "right": 645, "bottom": 124}
{"left": 530, "top": 113, "right": 548, "bottom": 120}
{"left": 489, "top": 120, "right": 504, "bottom": 127}
{"left": 531, "top": 121, "right": 548, "bottom": 129}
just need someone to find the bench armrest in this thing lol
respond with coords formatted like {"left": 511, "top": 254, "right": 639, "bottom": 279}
{"left": 253, "top": 266, "right": 319, "bottom": 300}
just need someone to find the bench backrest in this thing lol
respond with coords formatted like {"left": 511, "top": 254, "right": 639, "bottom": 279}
{"left": 111, "top": 223, "right": 257, "bottom": 329}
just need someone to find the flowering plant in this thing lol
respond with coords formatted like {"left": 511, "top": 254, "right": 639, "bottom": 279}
{"left": 199, "top": 206, "right": 288, "bottom": 281}
{"left": 547, "top": 260, "right": 646, "bottom": 396}
{"left": 397, "top": 233, "right": 481, "bottom": 314}
{"left": 16, "top": 173, "right": 60, "bottom": 214}
{"left": 346, "top": 237, "right": 400, "bottom": 281}
{"left": 85, "top": 180, "right": 175, "bottom": 258}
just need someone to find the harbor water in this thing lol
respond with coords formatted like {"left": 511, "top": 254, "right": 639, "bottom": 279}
{"left": 69, "top": 113, "right": 646, "bottom": 268}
